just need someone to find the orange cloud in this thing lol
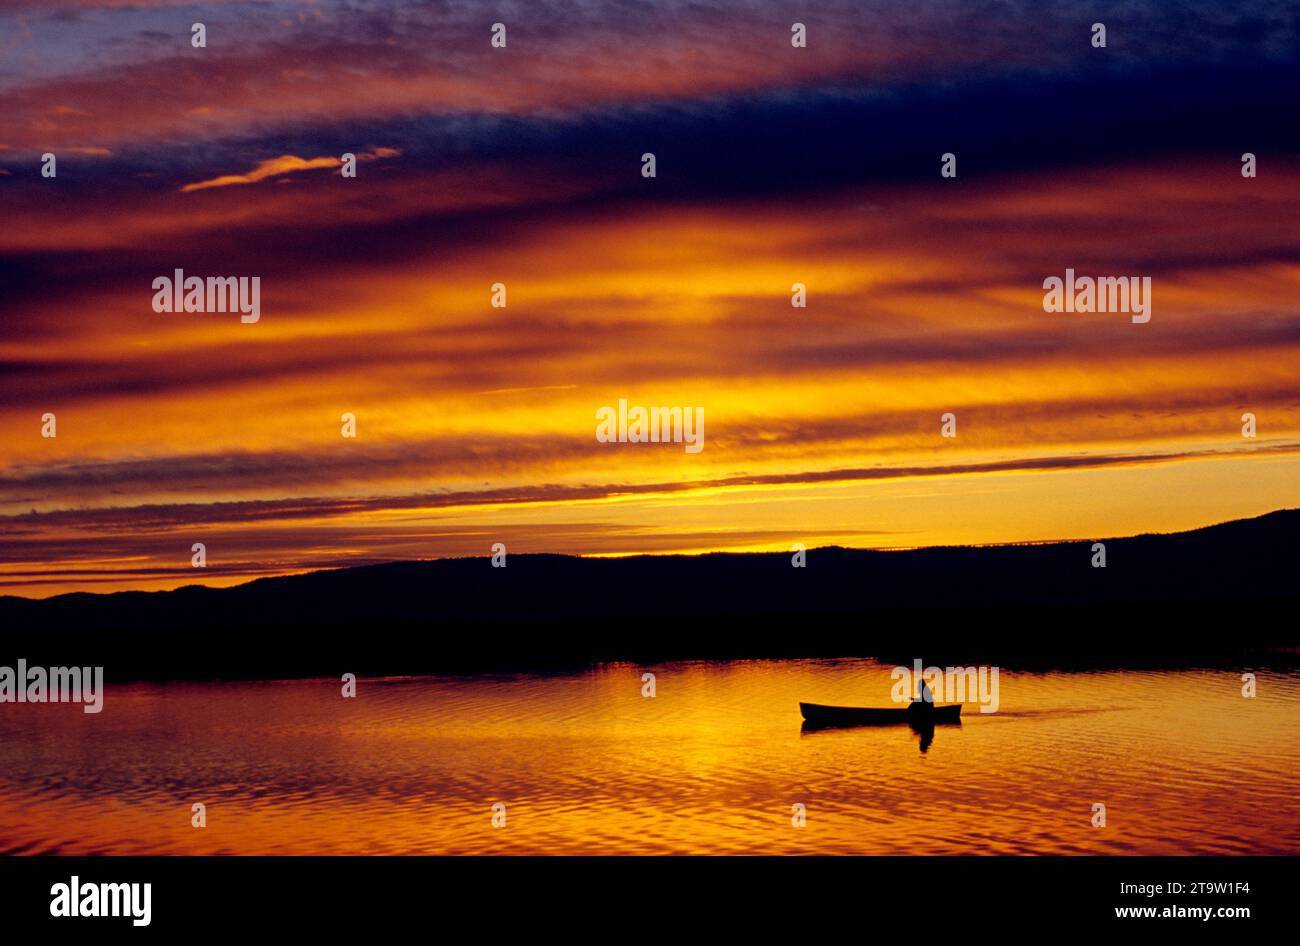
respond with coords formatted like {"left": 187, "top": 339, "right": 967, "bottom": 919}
{"left": 179, "top": 149, "right": 399, "bottom": 193}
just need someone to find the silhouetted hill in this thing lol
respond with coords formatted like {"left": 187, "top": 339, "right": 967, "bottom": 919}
{"left": 2, "top": 510, "right": 1297, "bottom": 678}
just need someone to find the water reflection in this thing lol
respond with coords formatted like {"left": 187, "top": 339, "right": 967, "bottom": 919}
{"left": 0, "top": 659, "right": 1297, "bottom": 854}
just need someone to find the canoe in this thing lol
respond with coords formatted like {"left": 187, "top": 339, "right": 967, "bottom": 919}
{"left": 799, "top": 701, "right": 962, "bottom": 728}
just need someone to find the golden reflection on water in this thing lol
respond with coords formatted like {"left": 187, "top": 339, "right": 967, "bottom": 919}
{"left": 1, "top": 659, "right": 1297, "bottom": 854}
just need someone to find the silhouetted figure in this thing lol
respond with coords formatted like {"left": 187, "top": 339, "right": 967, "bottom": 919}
{"left": 909, "top": 678, "right": 934, "bottom": 716}
{"left": 907, "top": 678, "right": 933, "bottom": 734}
{"left": 909, "top": 679, "right": 936, "bottom": 751}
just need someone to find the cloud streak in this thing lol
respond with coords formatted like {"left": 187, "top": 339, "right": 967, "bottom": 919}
{"left": 179, "top": 148, "right": 399, "bottom": 192}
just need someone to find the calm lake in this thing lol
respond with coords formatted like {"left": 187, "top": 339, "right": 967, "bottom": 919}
{"left": 1, "top": 659, "right": 1297, "bottom": 854}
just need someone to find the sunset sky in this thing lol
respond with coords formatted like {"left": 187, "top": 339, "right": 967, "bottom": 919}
{"left": 2, "top": 0, "right": 1298, "bottom": 596}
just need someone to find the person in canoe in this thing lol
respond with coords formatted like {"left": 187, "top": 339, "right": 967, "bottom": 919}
{"left": 908, "top": 677, "right": 935, "bottom": 719}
